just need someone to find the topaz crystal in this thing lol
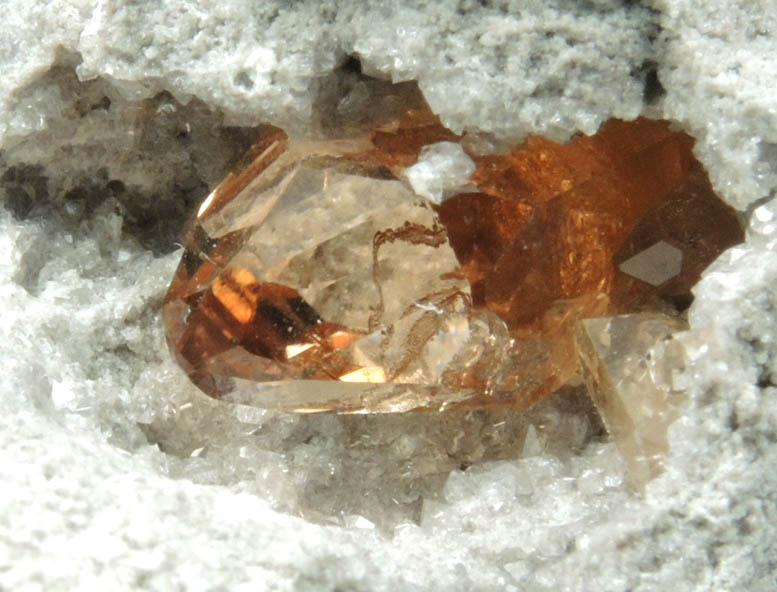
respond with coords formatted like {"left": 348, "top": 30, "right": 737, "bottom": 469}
{"left": 163, "top": 109, "right": 742, "bottom": 415}
{"left": 576, "top": 313, "right": 689, "bottom": 486}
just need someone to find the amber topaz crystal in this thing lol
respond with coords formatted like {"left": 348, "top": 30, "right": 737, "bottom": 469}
{"left": 163, "top": 116, "right": 742, "bottom": 413}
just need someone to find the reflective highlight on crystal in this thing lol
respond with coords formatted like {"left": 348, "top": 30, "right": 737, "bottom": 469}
{"left": 618, "top": 241, "right": 683, "bottom": 287}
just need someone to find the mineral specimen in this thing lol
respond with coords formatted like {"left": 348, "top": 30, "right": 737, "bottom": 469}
{"left": 163, "top": 107, "right": 742, "bottom": 414}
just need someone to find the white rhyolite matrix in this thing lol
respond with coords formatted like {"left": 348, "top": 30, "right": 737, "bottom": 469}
{"left": 1, "top": 1, "right": 776, "bottom": 590}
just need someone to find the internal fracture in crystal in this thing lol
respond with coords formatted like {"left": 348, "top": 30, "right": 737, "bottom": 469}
{"left": 163, "top": 101, "right": 743, "bottom": 415}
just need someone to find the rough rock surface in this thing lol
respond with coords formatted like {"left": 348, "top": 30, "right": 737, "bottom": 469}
{"left": 1, "top": 1, "right": 776, "bottom": 591}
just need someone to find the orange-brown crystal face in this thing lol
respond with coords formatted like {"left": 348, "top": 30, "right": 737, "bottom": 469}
{"left": 439, "top": 118, "right": 698, "bottom": 329}
{"left": 163, "top": 109, "right": 743, "bottom": 413}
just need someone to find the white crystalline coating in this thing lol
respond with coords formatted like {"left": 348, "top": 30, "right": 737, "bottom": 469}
{"left": 50, "top": 380, "right": 75, "bottom": 410}
{"left": 658, "top": 2, "right": 777, "bottom": 209}
{"left": 1, "top": 1, "right": 776, "bottom": 591}
{"left": 754, "top": 206, "right": 774, "bottom": 223}
{"left": 618, "top": 241, "right": 683, "bottom": 286}
{"left": 403, "top": 142, "right": 475, "bottom": 203}
{"left": 749, "top": 200, "right": 777, "bottom": 240}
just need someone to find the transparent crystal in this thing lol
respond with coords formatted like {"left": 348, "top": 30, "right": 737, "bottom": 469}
{"left": 576, "top": 313, "right": 688, "bottom": 487}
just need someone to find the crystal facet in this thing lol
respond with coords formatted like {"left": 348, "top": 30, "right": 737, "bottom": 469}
{"left": 164, "top": 112, "right": 743, "bottom": 414}
{"left": 618, "top": 241, "right": 683, "bottom": 287}
{"left": 576, "top": 313, "right": 688, "bottom": 486}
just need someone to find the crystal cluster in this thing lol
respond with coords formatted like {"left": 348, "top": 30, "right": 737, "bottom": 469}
{"left": 163, "top": 107, "right": 742, "bottom": 421}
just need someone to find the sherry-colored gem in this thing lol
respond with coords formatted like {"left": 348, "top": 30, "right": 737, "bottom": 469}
{"left": 164, "top": 112, "right": 742, "bottom": 413}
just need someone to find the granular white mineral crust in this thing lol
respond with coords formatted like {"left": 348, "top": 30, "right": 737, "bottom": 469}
{"left": 1, "top": 1, "right": 776, "bottom": 591}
